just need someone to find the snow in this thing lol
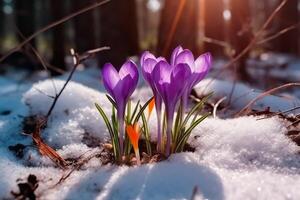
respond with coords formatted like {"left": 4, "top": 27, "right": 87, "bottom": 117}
{"left": 23, "top": 79, "right": 111, "bottom": 147}
{"left": 195, "top": 78, "right": 300, "bottom": 115}
{"left": 1, "top": 73, "right": 300, "bottom": 199}
{"left": 247, "top": 52, "right": 300, "bottom": 82}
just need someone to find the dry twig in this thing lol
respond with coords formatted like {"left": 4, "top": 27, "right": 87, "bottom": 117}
{"left": 46, "top": 47, "right": 110, "bottom": 118}
{"left": 31, "top": 118, "right": 67, "bottom": 169}
{"left": 213, "top": 96, "right": 227, "bottom": 118}
{"left": 0, "top": 0, "right": 110, "bottom": 63}
{"left": 236, "top": 83, "right": 300, "bottom": 116}
{"left": 205, "top": 0, "right": 288, "bottom": 88}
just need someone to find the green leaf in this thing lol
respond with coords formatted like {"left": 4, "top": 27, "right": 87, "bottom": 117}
{"left": 180, "top": 92, "right": 212, "bottom": 130}
{"left": 130, "top": 100, "right": 140, "bottom": 123}
{"left": 124, "top": 130, "right": 132, "bottom": 156}
{"left": 106, "top": 94, "right": 117, "bottom": 108}
{"left": 133, "top": 96, "right": 154, "bottom": 123}
{"left": 141, "top": 107, "right": 152, "bottom": 156}
{"left": 95, "top": 103, "right": 119, "bottom": 157}
{"left": 175, "top": 113, "right": 210, "bottom": 152}
{"left": 173, "top": 103, "right": 183, "bottom": 143}
{"left": 126, "top": 100, "right": 132, "bottom": 124}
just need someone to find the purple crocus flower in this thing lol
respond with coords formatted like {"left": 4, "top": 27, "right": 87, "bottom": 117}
{"left": 152, "top": 60, "right": 192, "bottom": 156}
{"left": 102, "top": 60, "right": 139, "bottom": 155}
{"left": 172, "top": 46, "right": 212, "bottom": 113}
{"left": 140, "top": 51, "right": 165, "bottom": 151}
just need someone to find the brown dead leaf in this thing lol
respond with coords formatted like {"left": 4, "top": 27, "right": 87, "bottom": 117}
{"left": 31, "top": 118, "right": 67, "bottom": 169}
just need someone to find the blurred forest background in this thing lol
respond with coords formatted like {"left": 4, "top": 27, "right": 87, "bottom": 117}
{"left": 0, "top": 0, "right": 299, "bottom": 81}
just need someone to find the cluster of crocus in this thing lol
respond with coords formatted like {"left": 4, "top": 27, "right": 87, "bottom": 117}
{"left": 140, "top": 46, "right": 212, "bottom": 155}
{"left": 98, "top": 46, "right": 212, "bottom": 162}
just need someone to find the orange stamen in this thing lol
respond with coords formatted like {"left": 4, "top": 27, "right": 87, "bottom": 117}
{"left": 147, "top": 97, "right": 155, "bottom": 119}
{"left": 126, "top": 123, "right": 140, "bottom": 151}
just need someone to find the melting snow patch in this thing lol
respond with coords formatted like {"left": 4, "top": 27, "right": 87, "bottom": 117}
{"left": 0, "top": 77, "right": 299, "bottom": 199}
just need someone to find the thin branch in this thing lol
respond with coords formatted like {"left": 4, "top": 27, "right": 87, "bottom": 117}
{"left": 257, "top": 106, "right": 300, "bottom": 120}
{"left": 287, "top": 118, "right": 300, "bottom": 128}
{"left": 44, "top": 63, "right": 66, "bottom": 75}
{"left": 202, "top": 36, "right": 231, "bottom": 49}
{"left": 33, "top": 87, "right": 55, "bottom": 99}
{"left": 0, "top": 0, "right": 110, "bottom": 63}
{"left": 46, "top": 46, "right": 110, "bottom": 118}
{"left": 54, "top": 150, "right": 100, "bottom": 186}
{"left": 15, "top": 26, "right": 58, "bottom": 95}
{"left": 213, "top": 96, "right": 227, "bottom": 118}
{"left": 224, "top": 0, "right": 288, "bottom": 70}
{"left": 205, "top": 0, "right": 288, "bottom": 88}
{"left": 236, "top": 83, "right": 300, "bottom": 116}
{"left": 257, "top": 22, "right": 300, "bottom": 45}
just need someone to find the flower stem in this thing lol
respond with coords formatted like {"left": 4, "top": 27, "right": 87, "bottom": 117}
{"left": 181, "top": 90, "right": 189, "bottom": 117}
{"left": 118, "top": 114, "right": 124, "bottom": 158}
{"left": 135, "top": 149, "right": 141, "bottom": 166}
{"left": 155, "top": 97, "right": 162, "bottom": 152}
{"left": 165, "top": 109, "right": 174, "bottom": 156}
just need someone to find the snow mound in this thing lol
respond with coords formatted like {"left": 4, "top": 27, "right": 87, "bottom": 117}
{"left": 191, "top": 116, "right": 300, "bottom": 170}
{"left": 195, "top": 78, "right": 300, "bottom": 114}
{"left": 23, "top": 79, "right": 110, "bottom": 147}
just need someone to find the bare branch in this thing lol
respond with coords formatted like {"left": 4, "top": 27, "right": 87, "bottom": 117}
{"left": 205, "top": 0, "right": 288, "bottom": 88}
{"left": 46, "top": 46, "right": 110, "bottom": 118}
{"left": 0, "top": 0, "right": 110, "bottom": 63}
{"left": 202, "top": 36, "right": 231, "bottom": 49}
{"left": 15, "top": 26, "right": 58, "bottom": 95}
{"left": 257, "top": 22, "right": 300, "bottom": 45}
{"left": 236, "top": 83, "right": 300, "bottom": 116}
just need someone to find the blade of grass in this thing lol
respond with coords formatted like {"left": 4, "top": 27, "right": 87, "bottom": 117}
{"left": 106, "top": 94, "right": 117, "bottom": 108}
{"left": 130, "top": 100, "right": 140, "bottom": 123}
{"left": 173, "top": 103, "right": 183, "bottom": 143}
{"left": 134, "top": 97, "right": 154, "bottom": 124}
{"left": 180, "top": 92, "right": 212, "bottom": 130}
{"left": 126, "top": 100, "right": 132, "bottom": 123}
{"left": 95, "top": 103, "right": 119, "bottom": 157}
{"left": 175, "top": 113, "right": 210, "bottom": 152}
{"left": 141, "top": 107, "right": 152, "bottom": 156}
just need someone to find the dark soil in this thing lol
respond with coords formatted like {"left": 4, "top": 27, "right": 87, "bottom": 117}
{"left": 99, "top": 139, "right": 195, "bottom": 166}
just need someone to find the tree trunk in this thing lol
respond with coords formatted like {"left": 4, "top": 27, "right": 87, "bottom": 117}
{"left": 203, "top": 0, "right": 225, "bottom": 55}
{"left": 15, "top": 0, "right": 36, "bottom": 47}
{"left": 136, "top": 0, "right": 149, "bottom": 50}
{"left": 71, "top": 0, "right": 96, "bottom": 53}
{"left": 276, "top": 0, "right": 299, "bottom": 54}
{"left": 0, "top": 0, "right": 4, "bottom": 51}
{"left": 98, "top": 0, "right": 139, "bottom": 68}
{"left": 156, "top": 0, "right": 198, "bottom": 59}
{"left": 230, "top": 0, "right": 253, "bottom": 81}
{"left": 50, "top": 0, "right": 66, "bottom": 74}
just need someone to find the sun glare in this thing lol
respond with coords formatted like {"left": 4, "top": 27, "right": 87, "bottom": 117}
{"left": 147, "top": 0, "right": 161, "bottom": 12}
{"left": 223, "top": 9, "right": 231, "bottom": 21}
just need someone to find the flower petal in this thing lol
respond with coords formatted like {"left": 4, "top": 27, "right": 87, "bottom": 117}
{"left": 119, "top": 60, "right": 139, "bottom": 100}
{"left": 120, "top": 74, "right": 138, "bottom": 103}
{"left": 152, "top": 61, "right": 172, "bottom": 104}
{"left": 119, "top": 60, "right": 139, "bottom": 80}
{"left": 170, "top": 46, "right": 183, "bottom": 66}
{"left": 171, "top": 63, "right": 192, "bottom": 98}
{"left": 194, "top": 52, "right": 212, "bottom": 84}
{"left": 175, "top": 49, "right": 195, "bottom": 71}
{"left": 147, "top": 97, "right": 155, "bottom": 119}
{"left": 153, "top": 60, "right": 172, "bottom": 84}
{"left": 142, "top": 58, "right": 157, "bottom": 77}
{"left": 126, "top": 123, "right": 140, "bottom": 150}
{"left": 140, "top": 51, "right": 156, "bottom": 66}
{"left": 102, "top": 63, "right": 120, "bottom": 97}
